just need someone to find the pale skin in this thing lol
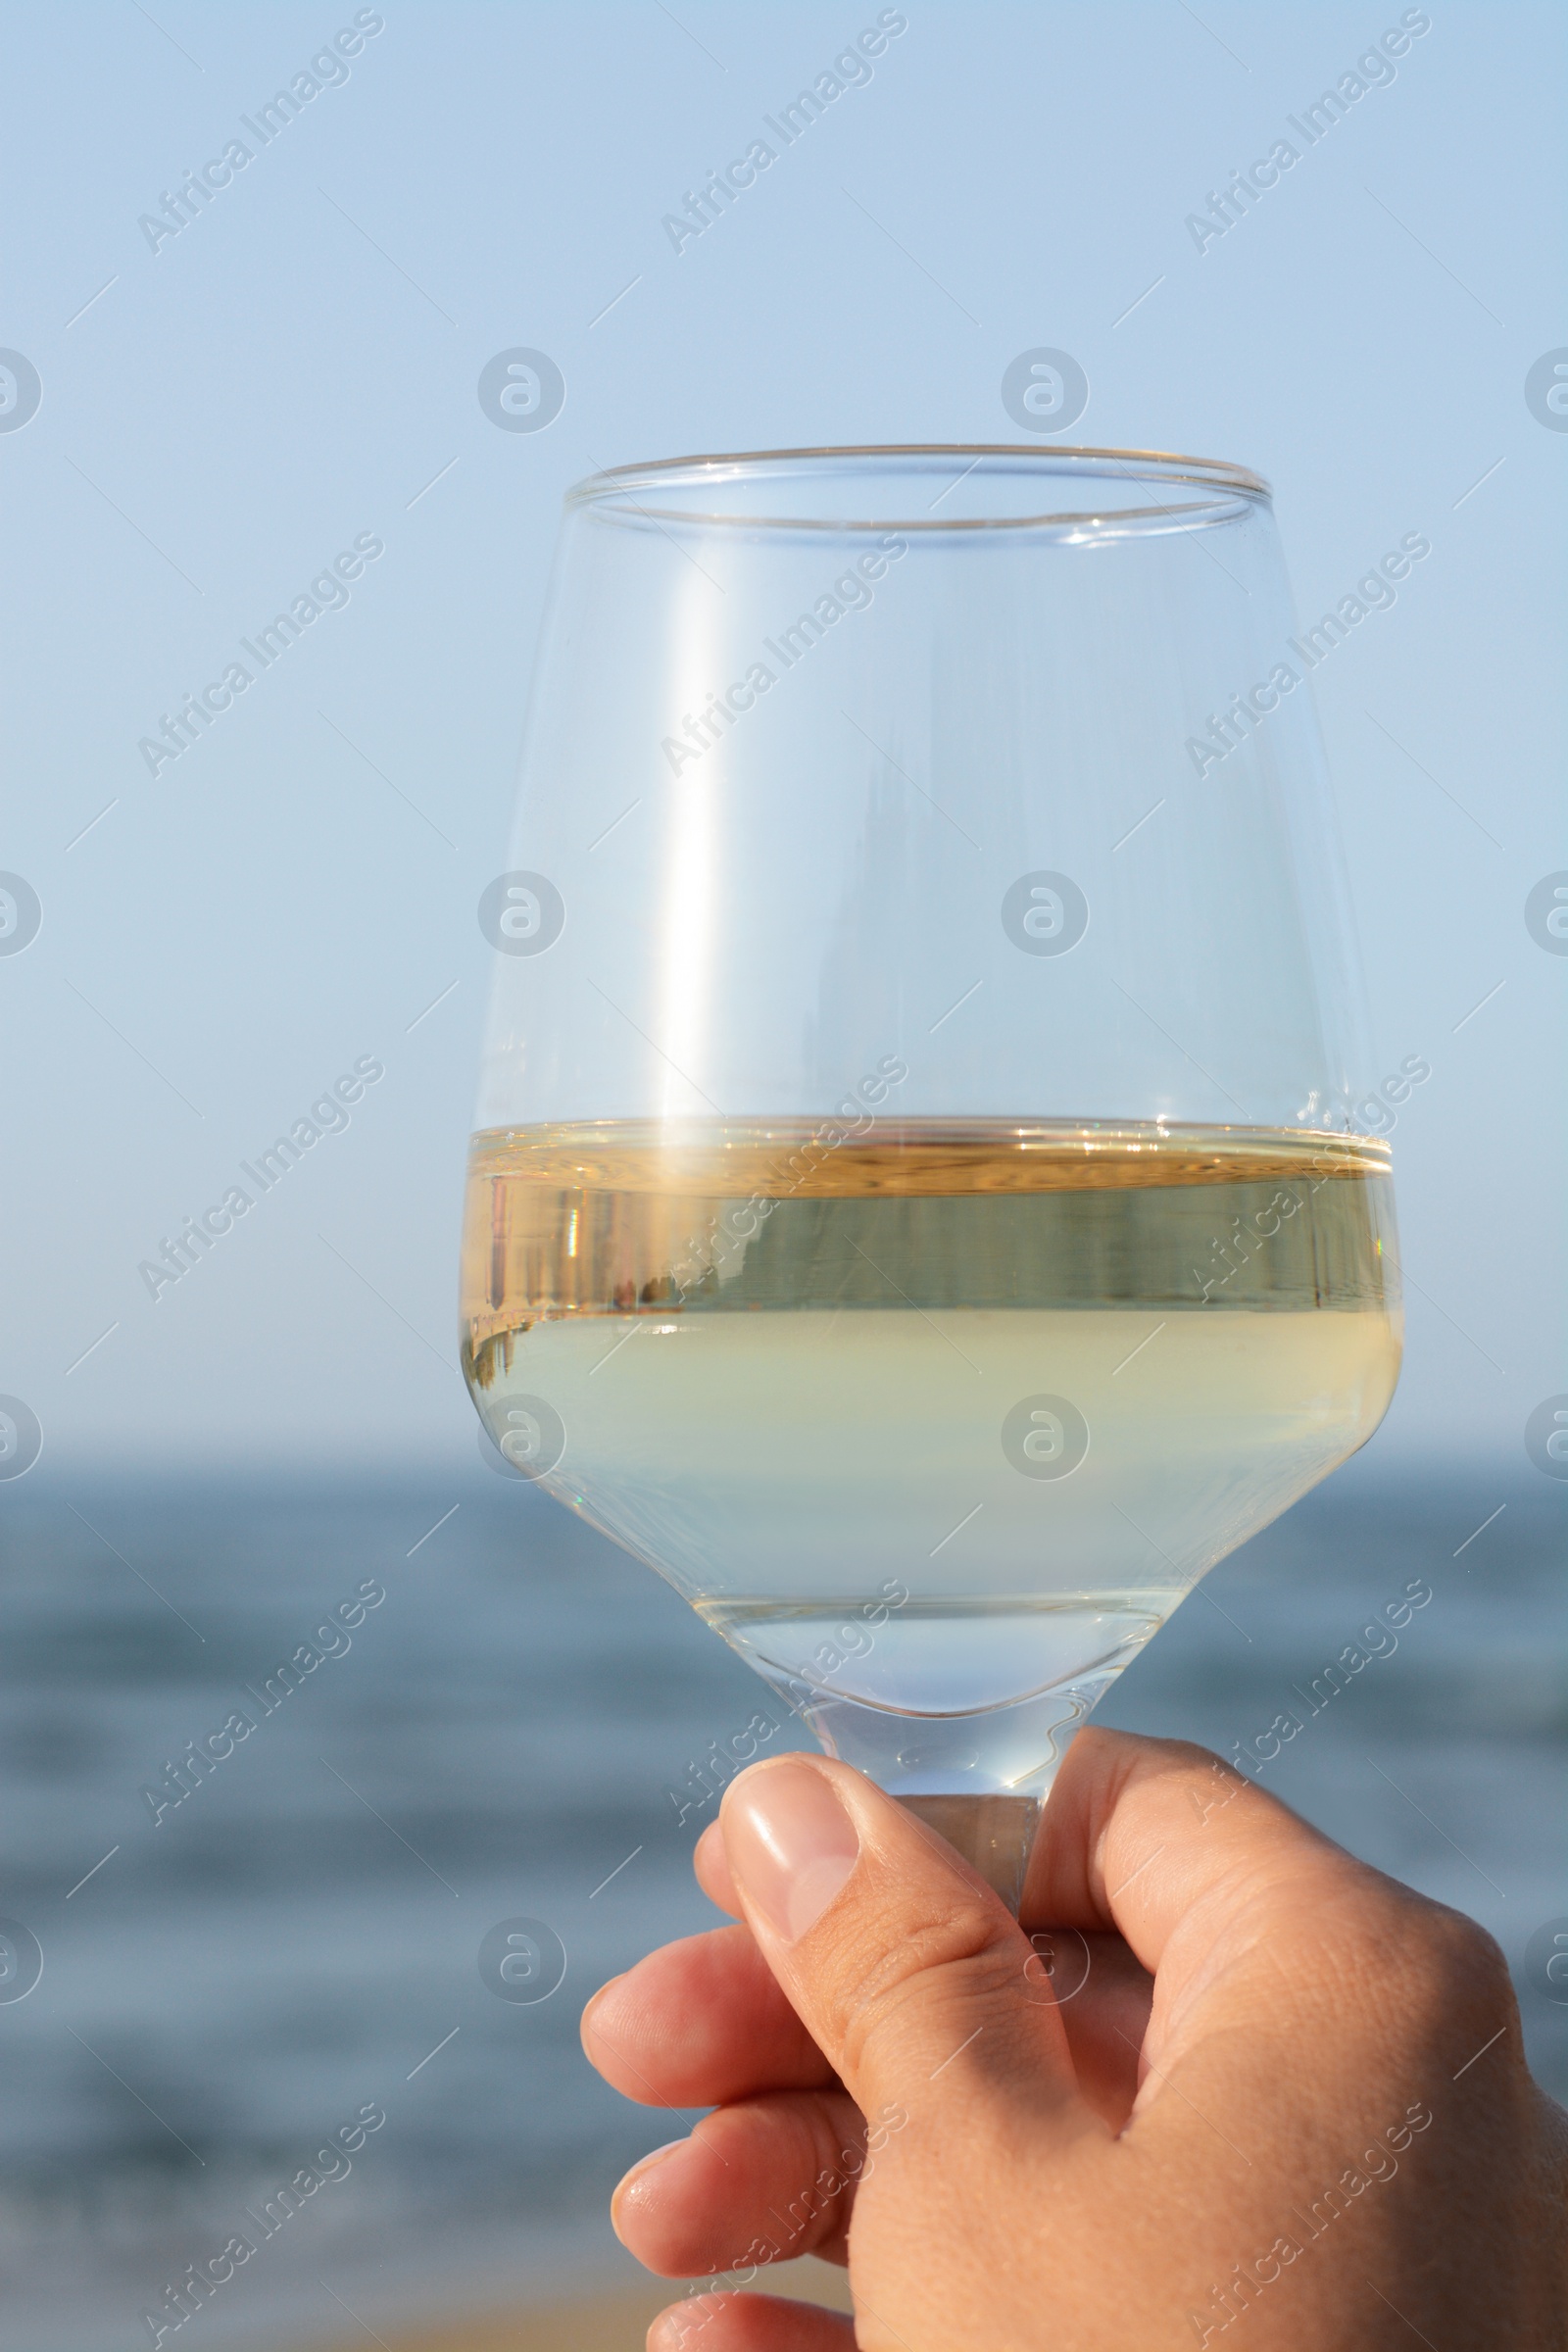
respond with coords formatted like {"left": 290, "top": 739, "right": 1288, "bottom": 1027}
{"left": 581, "top": 1729, "right": 1568, "bottom": 2350}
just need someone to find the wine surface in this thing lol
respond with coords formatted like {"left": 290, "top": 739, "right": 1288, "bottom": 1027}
{"left": 461, "top": 1122, "right": 1400, "bottom": 1796}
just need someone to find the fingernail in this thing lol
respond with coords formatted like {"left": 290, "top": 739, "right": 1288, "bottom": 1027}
{"left": 649, "top": 2306, "right": 708, "bottom": 2352}
{"left": 724, "top": 1761, "right": 860, "bottom": 1942}
{"left": 617, "top": 2137, "right": 686, "bottom": 2198}
{"left": 610, "top": 2137, "right": 688, "bottom": 2241}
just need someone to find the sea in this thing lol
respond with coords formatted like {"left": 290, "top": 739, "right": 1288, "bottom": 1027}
{"left": 0, "top": 1449, "right": 1562, "bottom": 2349}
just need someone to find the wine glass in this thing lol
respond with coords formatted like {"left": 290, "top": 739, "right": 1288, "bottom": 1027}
{"left": 462, "top": 446, "right": 1400, "bottom": 1909}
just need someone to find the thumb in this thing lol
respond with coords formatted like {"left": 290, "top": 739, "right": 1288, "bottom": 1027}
{"left": 718, "top": 1755, "right": 1099, "bottom": 2146}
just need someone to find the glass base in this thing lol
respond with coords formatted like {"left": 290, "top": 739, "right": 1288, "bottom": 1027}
{"left": 716, "top": 1657, "right": 1114, "bottom": 1915}
{"left": 899, "top": 1792, "right": 1041, "bottom": 1913}
{"left": 740, "top": 1662, "right": 1104, "bottom": 1898}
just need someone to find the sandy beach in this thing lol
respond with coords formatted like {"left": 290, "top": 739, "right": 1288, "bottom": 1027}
{"left": 303, "top": 2260, "right": 856, "bottom": 2351}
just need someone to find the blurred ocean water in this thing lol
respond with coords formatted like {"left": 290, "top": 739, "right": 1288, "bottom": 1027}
{"left": 0, "top": 1453, "right": 1562, "bottom": 2348}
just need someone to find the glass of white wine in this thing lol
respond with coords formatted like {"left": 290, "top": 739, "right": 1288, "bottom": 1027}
{"left": 462, "top": 447, "right": 1400, "bottom": 1908}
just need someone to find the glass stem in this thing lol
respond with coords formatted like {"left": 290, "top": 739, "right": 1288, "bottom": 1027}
{"left": 899, "top": 1792, "right": 1041, "bottom": 1915}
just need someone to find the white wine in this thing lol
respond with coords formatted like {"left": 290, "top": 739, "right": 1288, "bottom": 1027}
{"left": 462, "top": 1122, "right": 1399, "bottom": 1821}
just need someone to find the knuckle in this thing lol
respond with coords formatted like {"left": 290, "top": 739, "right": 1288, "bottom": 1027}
{"left": 1344, "top": 1889, "right": 1518, "bottom": 2054}
{"left": 833, "top": 1897, "right": 1023, "bottom": 2081}
{"left": 1423, "top": 1908, "right": 1513, "bottom": 2008}
{"left": 756, "top": 2095, "right": 861, "bottom": 2254}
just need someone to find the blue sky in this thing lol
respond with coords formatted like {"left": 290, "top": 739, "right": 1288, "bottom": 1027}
{"left": 0, "top": 0, "right": 1561, "bottom": 1475}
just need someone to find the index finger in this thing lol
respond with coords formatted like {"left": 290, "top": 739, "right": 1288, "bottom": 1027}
{"left": 1023, "top": 1725, "right": 1381, "bottom": 1974}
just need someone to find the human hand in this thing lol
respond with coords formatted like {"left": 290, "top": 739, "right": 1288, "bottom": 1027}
{"left": 582, "top": 1729, "right": 1567, "bottom": 2348}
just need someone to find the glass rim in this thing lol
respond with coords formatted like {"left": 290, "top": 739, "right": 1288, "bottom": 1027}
{"left": 565, "top": 443, "right": 1272, "bottom": 534}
